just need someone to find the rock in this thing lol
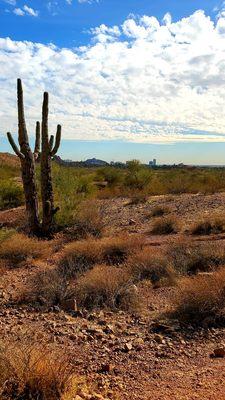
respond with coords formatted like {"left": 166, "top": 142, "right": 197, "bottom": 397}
{"left": 103, "top": 324, "right": 114, "bottom": 334}
{"left": 211, "top": 348, "right": 225, "bottom": 358}
{"left": 154, "top": 334, "right": 164, "bottom": 344}
{"left": 150, "top": 321, "right": 177, "bottom": 334}
{"left": 99, "top": 363, "right": 114, "bottom": 374}
{"left": 124, "top": 342, "right": 133, "bottom": 352}
{"left": 87, "top": 327, "right": 104, "bottom": 335}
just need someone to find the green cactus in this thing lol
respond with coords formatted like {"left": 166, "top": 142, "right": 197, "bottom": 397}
{"left": 7, "top": 79, "right": 62, "bottom": 237}
{"left": 7, "top": 79, "right": 41, "bottom": 235}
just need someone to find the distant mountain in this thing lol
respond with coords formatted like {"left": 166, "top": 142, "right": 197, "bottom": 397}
{"left": 53, "top": 155, "right": 109, "bottom": 167}
{"left": 0, "top": 152, "right": 20, "bottom": 168}
{"left": 84, "top": 158, "right": 108, "bottom": 166}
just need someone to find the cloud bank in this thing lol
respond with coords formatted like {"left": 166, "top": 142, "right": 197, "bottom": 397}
{"left": 1, "top": 10, "right": 225, "bottom": 143}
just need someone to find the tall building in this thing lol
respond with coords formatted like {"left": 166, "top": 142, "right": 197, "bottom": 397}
{"left": 149, "top": 159, "right": 157, "bottom": 167}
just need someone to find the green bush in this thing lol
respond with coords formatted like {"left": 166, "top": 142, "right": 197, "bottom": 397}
{"left": 50, "top": 164, "right": 96, "bottom": 227}
{"left": 0, "top": 181, "right": 24, "bottom": 210}
{"left": 125, "top": 161, "right": 152, "bottom": 190}
{"left": 96, "top": 167, "right": 123, "bottom": 187}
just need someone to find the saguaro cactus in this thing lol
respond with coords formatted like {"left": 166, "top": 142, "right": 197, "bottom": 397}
{"left": 7, "top": 79, "right": 41, "bottom": 235}
{"left": 41, "top": 92, "right": 61, "bottom": 235}
{"left": 7, "top": 79, "right": 62, "bottom": 237}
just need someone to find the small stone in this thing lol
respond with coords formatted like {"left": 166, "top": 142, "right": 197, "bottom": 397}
{"left": 211, "top": 348, "right": 225, "bottom": 358}
{"left": 154, "top": 334, "right": 164, "bottom": 344}
{"left": 103, "top": 325, "right": 114, "bottom": 334}
{"left": 124, "top": 342, "right": 133, "bottom": 352}
{"left": 99, "top": 363, "right": 114, "bottom": 373}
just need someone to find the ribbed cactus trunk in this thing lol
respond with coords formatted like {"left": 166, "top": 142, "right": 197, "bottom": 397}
{"left": 7, "top": 79, "right": 40, "bottom": 235}
{"left": 41, "top": 92, "right": 61, "bottom": 236}
{"left": 7, "top": 79, "right": 61, "bottom": 237}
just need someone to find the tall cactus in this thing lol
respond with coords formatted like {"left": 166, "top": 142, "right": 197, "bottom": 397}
{"left": 7, "top": 79, "right": 41, "bottom": 235}
{"left": 41, "top": 92, "right": 61, "bottom": 235}
{"left": 7, "top": 79, "right": 62, "bottom": 237}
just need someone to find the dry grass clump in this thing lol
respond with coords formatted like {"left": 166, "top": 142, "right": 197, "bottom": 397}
{"left": 127, "top": 247, "right": 176, "bottom": 287}
{"left": 151, "top": 216, "right": 179, "bottom": 235}
{"left": 20, "top": 269, "right": 69, "bottom": 307}
{"left": 0, "top": 341, "right": 79, "bottom": 400}
{"left": 100, "top": 235, "right": 144, "bottom": 265}
{"left": 127, "top": 192, "right": 148, "bottom": 205}
{"left": 190, "top": 217, "right": 225, "bottom": 235}
{"left": 167, "top": 240, "right": 225, "bottom": 275}
{"left": 58, "top": 234, "right": 144, "bottom": 279}
{"left": 73, "top": 200, "right": 106, "bottom": 238}
{"left": 75, "top": 264, "right": 141, "bottom": 311}
{"left": 0, "top": 233, "right": 52, "bottom": 267}
{"left": 58, "top": 238, "right": 101, "bottom": 279}
{"left": 174, "top": 268, "right": 225, "bottom": 324}
{"left": 150, "top": 205, "right": 170, "bottom": 217}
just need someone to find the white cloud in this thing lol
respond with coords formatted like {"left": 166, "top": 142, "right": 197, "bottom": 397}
{"left": 13, "top": 5, "right": 39, "bottom": 17}
{"left": 4, "top": 0, "right": 16, "bottom": 5}
{"left": 13, "top": 7, "right": 25, "bottom": 16}
{"left": 2, "top": 10, "right": 225, "bottom": 143}
{"left": 162, "top": 12, "right": 172, "bottom": 26}
{"left": 23, "top": 5, "right": 39, "bottom": 17}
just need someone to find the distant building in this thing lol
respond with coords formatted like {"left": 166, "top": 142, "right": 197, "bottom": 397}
{"left": 110, "top": 161, "right": 126, "bottom": 168}
{"left": 149, "top": 159, "right": 157, "bottom": 167}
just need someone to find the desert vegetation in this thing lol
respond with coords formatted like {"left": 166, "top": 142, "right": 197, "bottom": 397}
{"left": 2, "top": 81, "right": 225, "bottom": 399}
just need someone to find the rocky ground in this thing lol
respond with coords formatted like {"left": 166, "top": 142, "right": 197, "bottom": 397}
{"left": 1, "top": 193, "right": 225, "bottom": 399}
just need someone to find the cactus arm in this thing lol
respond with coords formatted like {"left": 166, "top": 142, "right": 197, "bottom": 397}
{"left": 51, "top": 125, "right": 61, "bottom": 156}
{"left": 48, "top": 135, "right": 54, "bottom": 152}
{"left": 17, "top": 78, "right": 29, "bottom": 147}
{"left": 42, "top": 92, "right": 49, "bottom": 145}
{"left": 7, "top": 132, "right": 25, "bottom": 159}
{"left": 34, "top": 121, "right": 40, "bottom": 160}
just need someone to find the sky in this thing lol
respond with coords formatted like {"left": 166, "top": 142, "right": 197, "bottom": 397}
{"left": 1, "top": 0, "right": 225, "bottom": 164}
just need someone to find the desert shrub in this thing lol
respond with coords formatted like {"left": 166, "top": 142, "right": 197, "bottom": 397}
{"left": 0, "top": 233, "right": 51, "bottom": 266}
{"left": 150, "top": 206, "right": 170, "bottom": 217}
{"left": 47, "top": 164, "right": 95, "bottom": 227}
{"left": 0, "top": 228, "right": 15, "bottom": 244}
{"left": 0, "top": 341, "right": 80, "bottom": 400}
{"left": 75, "top": 264, "right": 140, "bottom": 311}
{"left": 96, "top": 167, "right": 123, "bottom": 187}
{"left": 58, "top": 234, "right": 144, "bottom": 279}
{"left": 58, "top": 238, "right": 102, "bottom": 279}
{"left": 167, "top": 240, "right": 225, "bottom": 275}
{"left": 0, "top": 180, "right": 24, "bottom": 210}
{"left": 20, "top": 269, "right": 70, "bottom": 306}
{"left": 127, "top": 247, "right": 176, "bottom": 287}
{"left": 73, "top": 200, "right": 105, "bottom": 238}
{"left": 101, "top": 235, "right": 144, "bottom": 265}
{"left": 151, "top": 216, "right": 179, "bottom": 235}
{"left": 191, "top": 217, "right": 225, "bottom": 235}
{"left": 127, "top": 192, "right": 148, "bottom": 205}
{"left": 173, "top": 268, "right": 225, "bottom": 324}
{"left": 125, "top": 169, "right": 152, "bottom": 190}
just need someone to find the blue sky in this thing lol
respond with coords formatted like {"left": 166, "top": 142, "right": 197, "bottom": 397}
{"left": 0, "top": 0, "right": 220, "bottom": 47}
{"left": 1, "top": 0, "right": 225, "bottom": 164}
